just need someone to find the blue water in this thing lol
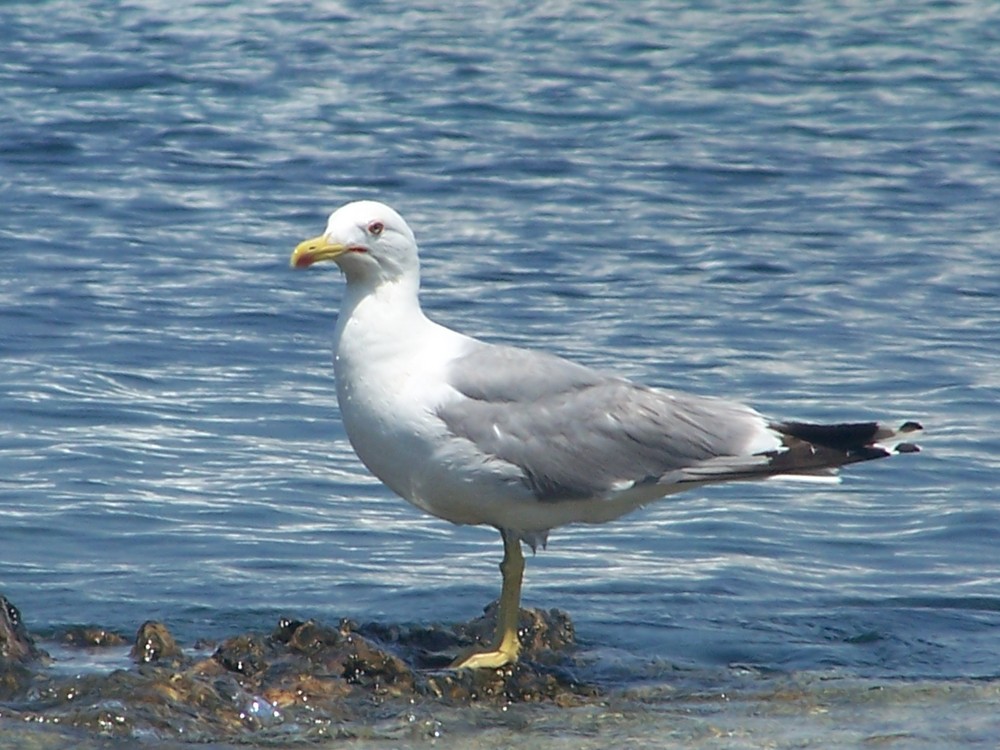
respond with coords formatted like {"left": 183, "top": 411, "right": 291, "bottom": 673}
{"left": 2, "top": 0, "right": 999, "bottom": 746}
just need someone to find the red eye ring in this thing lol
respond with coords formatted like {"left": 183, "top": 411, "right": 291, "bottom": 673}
{"left": 367, "top": 221, "right": 384, "bottom": 236}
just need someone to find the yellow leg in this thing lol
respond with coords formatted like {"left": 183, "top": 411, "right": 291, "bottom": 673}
{"left": 451, "top": 529, "right": 525, "bottom": 670}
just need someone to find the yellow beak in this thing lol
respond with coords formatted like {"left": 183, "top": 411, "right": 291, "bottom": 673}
{"left": 290, "top": 235, "right": 349, "bottom": 269}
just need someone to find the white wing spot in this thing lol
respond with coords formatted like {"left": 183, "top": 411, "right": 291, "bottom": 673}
{"left": 609, "top": 479, "right": 636, "bottom": 492}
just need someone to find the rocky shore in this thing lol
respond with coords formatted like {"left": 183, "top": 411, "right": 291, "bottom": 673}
{"left": 0, "top": 593, "right": 598, "bottom": 743}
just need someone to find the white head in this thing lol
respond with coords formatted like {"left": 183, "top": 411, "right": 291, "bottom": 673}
{"left": 290, "top": 200, "right": 419, "bottom": 287}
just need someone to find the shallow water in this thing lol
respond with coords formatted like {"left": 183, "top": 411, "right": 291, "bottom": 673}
{"left": 2, "top": 0, "right": 999, "bottom": 746}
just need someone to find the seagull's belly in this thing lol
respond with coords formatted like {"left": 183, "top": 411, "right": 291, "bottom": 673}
{"left": 334, "top": 364, "right": 517, "bottom": 525}
{"left": 342, "top": 403, "right": 532, "bottom": 525}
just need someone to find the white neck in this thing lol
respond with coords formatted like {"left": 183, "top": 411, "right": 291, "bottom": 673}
{"left": 335, "top": 273, "right": 428, "bottom": 356}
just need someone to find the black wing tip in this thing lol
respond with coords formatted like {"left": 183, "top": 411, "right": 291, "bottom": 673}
{"left": 772, "top": 419, "right": 923, "bottom": 461}
{"left": 890, "top": 421, "right": 922, "bottom": 453}
{"left": 773, "top": 421, "right": 881, "bottom": 452}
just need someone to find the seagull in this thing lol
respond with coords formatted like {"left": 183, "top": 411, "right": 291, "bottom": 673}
{"left": 289, "top": 200, "right": 921, "bottom": 670}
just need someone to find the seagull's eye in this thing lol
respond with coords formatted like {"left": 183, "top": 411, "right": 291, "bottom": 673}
{"left": 367, "top": 221, "right": 384, "bottom": 236}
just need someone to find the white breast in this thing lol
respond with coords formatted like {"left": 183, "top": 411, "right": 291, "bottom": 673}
{"left": 332, "top": 282, "right": 525, "bottom": 523}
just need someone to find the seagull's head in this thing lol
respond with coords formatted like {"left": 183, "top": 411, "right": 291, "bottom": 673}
{"left": 290, "top": 200, "right": 419, "bottom": 286}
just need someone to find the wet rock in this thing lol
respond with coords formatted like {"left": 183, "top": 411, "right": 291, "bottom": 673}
{"left": 130, "top": 620, "right": 184, "bottom": 664}
{"left": 0, "top": 594, "right": 45, "bottom": 664}
{"left": 268, "top": 617, "right": 417, "bottom": 697}
{"left": 424, "top": 660, "right": 597, "bottom": 706}
{"left": 258, "top": 665, "right": 353, "bottom": 710}
{"left": 359, "top": 601, "right": 577, "bottom": 670}
{"left": 0, "top": 594, "right": 599, "bottom": 744}
{"left": 353, "top": 605, "right": 593, "bottom": 706}
{"left": 0, "top": 594, "right": 48, "bottom": 700}
{"left": 277, "top": 617, "right": 343, "bottom": 657}
{"left": 0, "top": 661, "right": 34, "bottom": 701}
{"left": 58, "top": 625, "right": 129, "bottom": 648}
{"left": 338, "top": 628, "right": 415, "bottom": 696}
{"left": 214, "top": 633, "right": 268, "bottom": 677}
{"left": 453, "top": 601, "right": 577, "bottom": 663}
{"left": 48, "top": 667, "right": 248, "bottom": 740}
{"left": 270, "top": 615, "right": 305, "bottom": 643}
{"left": 356, "top": 620, "right": 467, "bottom": 669}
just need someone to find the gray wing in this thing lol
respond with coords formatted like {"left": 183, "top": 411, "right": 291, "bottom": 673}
{"left": 439, "top": 343, "right": 770, "bottom": 501}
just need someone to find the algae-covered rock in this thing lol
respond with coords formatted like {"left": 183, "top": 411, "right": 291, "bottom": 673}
{"left": 0, "top": 592, "right": 598, "bottom": 743}
{"left": 58, "top": 626, "right": 128, "bottom": 648}
{"left": 0, "top": 594, "right": 45, "bottom": 664}
{"left": 130, "top": 620, "right": 184, "bottom": 665}
{"left": 0, "top": 594, "right": 48, "bottom": 700}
